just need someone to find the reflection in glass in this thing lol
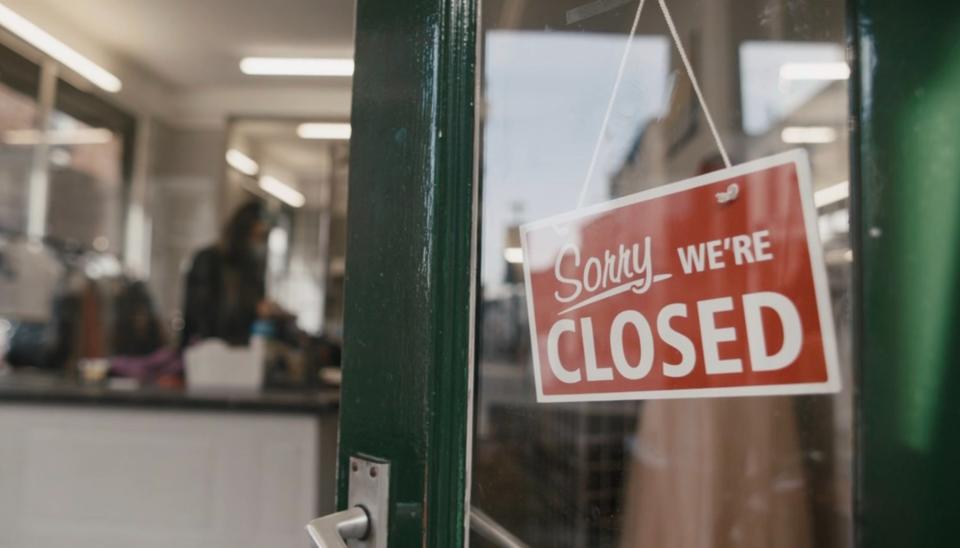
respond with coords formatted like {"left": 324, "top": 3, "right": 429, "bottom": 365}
{"left": 474, "top": 1, "right": 851, "bottom": 547}
{"left": 45, "top": 110, "right": 125, "bottom": 253}
{"left": 0, "top": 72, "right": 39, "bottom": 234}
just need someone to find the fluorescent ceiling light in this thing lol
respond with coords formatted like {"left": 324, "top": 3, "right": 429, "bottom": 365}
{"left": 226, "top": 149, "right": 259, "bottom": 176}
{"left": 504, "top": 247, "right": 523, "bottom": 264}
{"left": 781, "top": 126, "right": 838, "bottom": 144}
{"left": 780, "top": 62, "right": 850, "bottom": 81}
{"left": 4, "top": 128, "right": 112, "bottom": 145}
{"left": 239, "top": 57, "right": 354, "bottom": 77}
{"left": 815, "top": 180, "right": 849, "bottom": 208}
{"left": 259, "top": 175, "right": 305, "bottom": 208}
{"left": 0, "top": 3, "right": 121, "bottom": 92}
{"left": 297, "top": 122, "right": 352, "bottom": 140}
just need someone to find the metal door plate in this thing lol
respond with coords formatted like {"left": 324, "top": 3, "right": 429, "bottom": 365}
{"left": 347, "top": 456, "right": 390, "bottom": 548}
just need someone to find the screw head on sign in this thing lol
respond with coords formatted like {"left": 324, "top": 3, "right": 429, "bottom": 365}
{"left": 369, "top": 466, "right": 378, "bottom": 478}
{"left": 351, "top": 462, "right": 359, "bottom": 473}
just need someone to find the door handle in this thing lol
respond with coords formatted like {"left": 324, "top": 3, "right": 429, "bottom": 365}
{"left": 306, "top": 456, "right": 390, "bottom": 548}
{"left": 306, "top": 506, "right": 369, "bottom": 548}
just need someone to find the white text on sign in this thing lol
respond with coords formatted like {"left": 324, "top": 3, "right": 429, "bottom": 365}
{"left": 547, "top": 292, "right": 803, "bottom": 383}
{"left": 677, "top": 230, "right": 774, "bottom": 274}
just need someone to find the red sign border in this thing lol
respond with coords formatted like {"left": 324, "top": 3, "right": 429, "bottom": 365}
{"left": 520, "top": 149, "right": 842, "bottom": 403}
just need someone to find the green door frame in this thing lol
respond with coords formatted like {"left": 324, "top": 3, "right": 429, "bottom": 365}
{"left": 853, "top": 0, "right": 960, "bottom": 546}
{"left": 338, "top": 0, "right": 960, "bottom": 546}
{"left": 337, "top": 0, "right": 477, "bottom": 547}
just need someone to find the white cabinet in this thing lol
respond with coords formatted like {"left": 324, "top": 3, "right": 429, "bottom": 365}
{"left": 0, "top": 405, "right": 337, "bottom": 548}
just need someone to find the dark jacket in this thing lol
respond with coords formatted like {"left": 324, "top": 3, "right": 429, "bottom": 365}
{"left": 180, "top": 245, "right": 265, "bottom": 348}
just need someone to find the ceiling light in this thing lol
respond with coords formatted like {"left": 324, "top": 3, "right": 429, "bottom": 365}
{"left": 226, "top": 149, "right": 259, "bottom": 176}
{"left": 239, "top": 57, "right": 354, "bottom": 77}
{"left": 0, "top": 3, "right": 121, "bottom": 92}
{"left": 814, "top": 181, "right": 849, "bottom": 208}
{"left": 504, "top": 247, "right": 524, "bottom": 264}
{"left": 779, "top": 62, "right": 850, "bottom": 81}
{"left": 781, "top": 126, "right": 838, "bottom": 144}
{"left": 297, "top": 122, "right": 352, "bottom": 140}
{"left": 259, "top": 175, "right": 305, "bottom": 208}
{"left": 4, "top": 128, "right": 112, "bottom": 145}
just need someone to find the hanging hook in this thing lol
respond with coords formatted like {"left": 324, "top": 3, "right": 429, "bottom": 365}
{"left": 715, "top": 183, "right": 739, "bottom": 204}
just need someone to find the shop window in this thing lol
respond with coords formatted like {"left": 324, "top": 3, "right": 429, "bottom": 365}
{"left": 0, "top": 41, "right": 40, "bottom": 234}
{"left": 46, "top": 78, "right": 134, "bottom": 254}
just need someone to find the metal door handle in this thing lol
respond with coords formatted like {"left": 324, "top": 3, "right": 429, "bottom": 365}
{"left": 306, "top": 456, "right": 389, "bottom": 548}
{"left": 306, "top": 506, "right": 369, "bottom": 548}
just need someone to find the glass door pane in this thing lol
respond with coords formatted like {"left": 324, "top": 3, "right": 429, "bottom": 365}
{"left": 44, "top": 109, "right": 126, "bottom": 254}
{"left": 0, "top": 41, "right": 40, "bottom": 234}
{"left": 47, "top": 79, "right": 135, "bottom": 255}
{"left": 473, "top": 1, "right": 851, "bottom": 546}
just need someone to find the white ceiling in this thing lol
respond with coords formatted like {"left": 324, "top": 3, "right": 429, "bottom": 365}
{"left": 3, "top": 0, "right": 356, "bottom": 90}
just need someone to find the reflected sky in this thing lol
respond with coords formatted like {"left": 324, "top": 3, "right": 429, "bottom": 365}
{"left": 483, "top": 31, "right": 669, "bottom": 291}
{"left": 739, "top": 41, "right": 846, "bottom": 135}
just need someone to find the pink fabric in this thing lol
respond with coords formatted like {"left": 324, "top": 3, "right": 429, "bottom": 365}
{"left": 109, "top": 347, "right": 183, "bottom": 382}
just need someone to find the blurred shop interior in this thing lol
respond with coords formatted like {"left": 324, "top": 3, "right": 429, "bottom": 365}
{"left": 0, "top": 1, "right": 351, "bottom": 547}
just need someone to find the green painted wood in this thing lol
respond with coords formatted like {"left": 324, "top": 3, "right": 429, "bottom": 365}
{"left": 853, "top": 1, "right": 960, "bottom": 546}
{"left": 338, "top": 0, "right": 476, "bottom": 546}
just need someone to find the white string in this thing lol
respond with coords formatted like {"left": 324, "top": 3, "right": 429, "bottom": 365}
{"left": 576, "top": 0, "right": 648, "bottom": 209}
{"left": 657, "top": 0, "right": 731, "bottom": 168}
{"left": 575, "top": 0, "right": 731, "bottom": 210}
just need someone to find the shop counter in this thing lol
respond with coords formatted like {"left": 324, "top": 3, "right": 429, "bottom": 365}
{"left": 0, "top": 372, "right": 339, "bottom": 548}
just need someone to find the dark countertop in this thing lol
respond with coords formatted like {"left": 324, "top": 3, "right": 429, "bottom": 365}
{"left": 0, "top": 371, "right": 340, "bottom": 415}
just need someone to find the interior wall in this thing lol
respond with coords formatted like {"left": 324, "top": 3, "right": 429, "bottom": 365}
{"left": 146, "top": 123, "right": 226, "bottom": 327}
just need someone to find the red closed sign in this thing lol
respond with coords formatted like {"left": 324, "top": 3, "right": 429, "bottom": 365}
{"left": 521, "top": 151, "right": 841, "bottom": 402}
